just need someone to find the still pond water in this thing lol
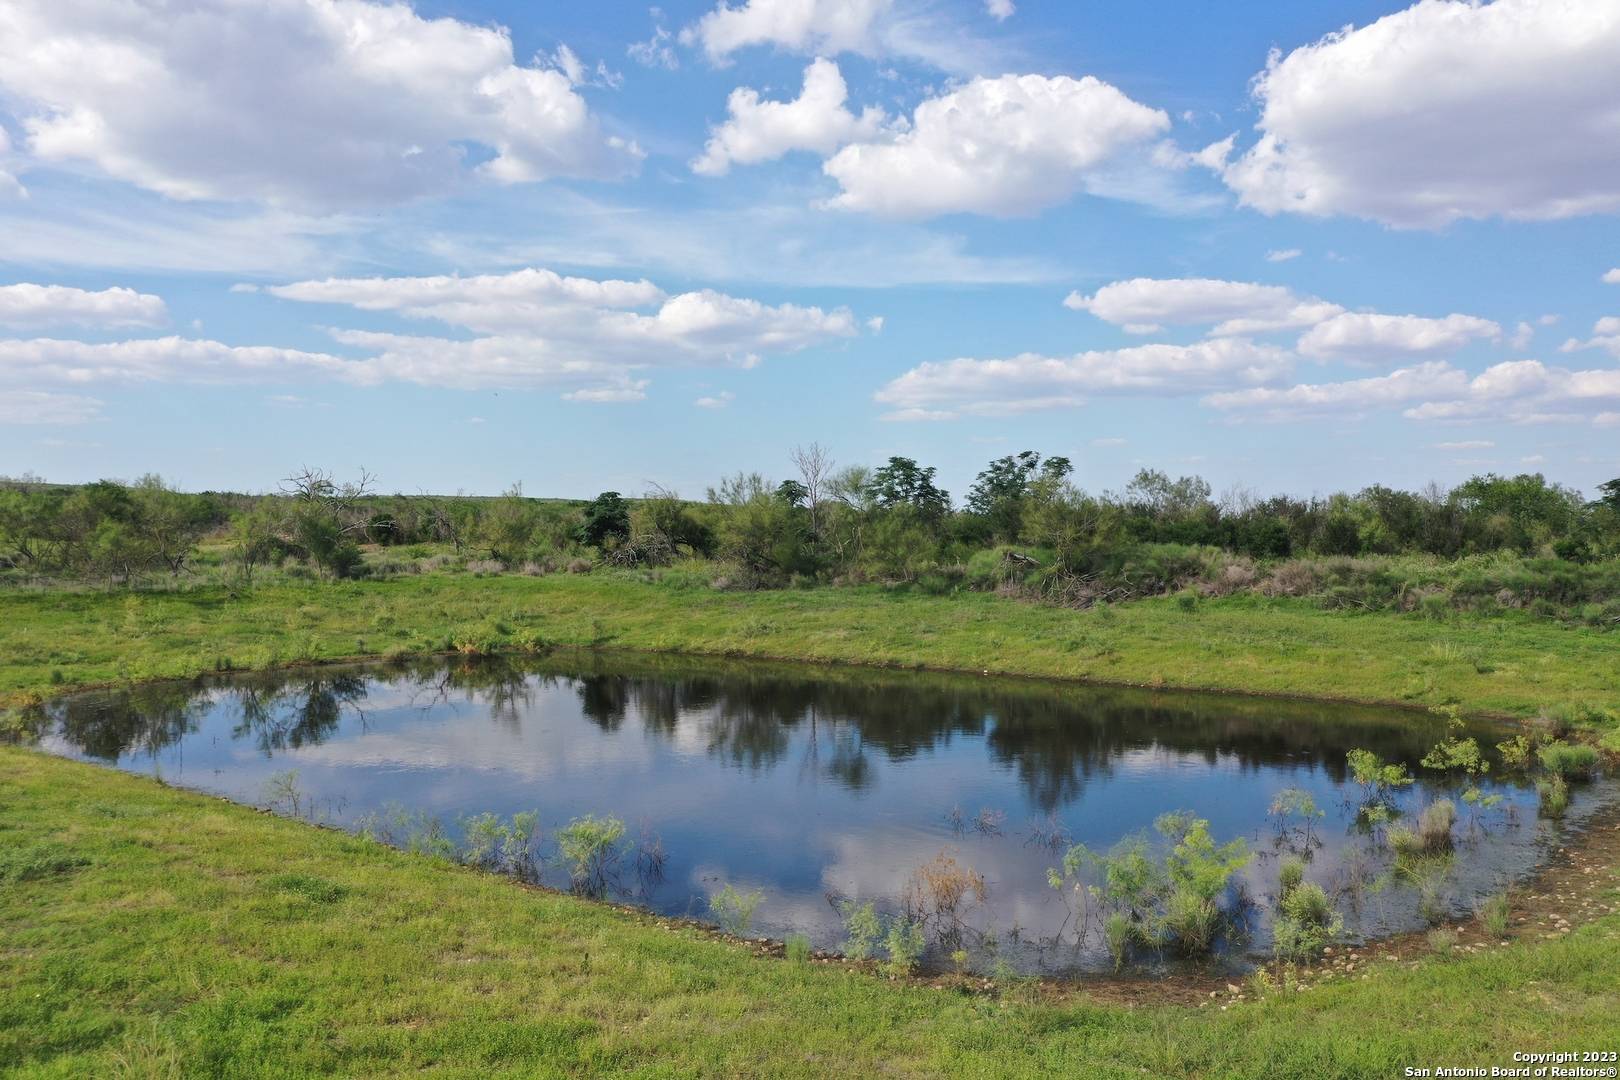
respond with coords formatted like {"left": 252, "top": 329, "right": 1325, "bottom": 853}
{"left": 40, "top": 653, "right": 1615, "bottom": 976}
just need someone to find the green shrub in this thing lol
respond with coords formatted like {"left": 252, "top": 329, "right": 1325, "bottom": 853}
{"left": 1537, "top": 740, "right": 1599, "bottom": 779}
{"left": 1417, "top": 799, "right": 1457, "bottom": 851}
{"left": 1346, "top": 749, "right": 1414, "bottom": 806}
{"left": 785, "top": 934, "right": 812, "bottom": 965}
{"left": 458, "top": 810, "right": 541, "bottom": 880}
{"left": 1103, "top": 912, "right": 1134, "bottom": 970}
{"left": 839, "top": 900, "right": 884, "bottom": 961}
{"left": 710, "top": 884, "right": 764, "bottom": 936}
{"left": 1538, "top": 775, "right": 1570, "bottom": 818}
{"left": 1277, "top": 856, "right": 1305, "bottom": 899}
{"left": 882, "top": 917, "right": 926, "bottom": 977}
{"left": 554, "top": 814, "right": 627, "bottom": 895}
{"left": 1273, "top": 881, "right": 1344, "bottom": 963}
{"left": 1476, "top": 891, "right": 1511, "bottom": 937}
{"left": 1280, "top": 881, "right": 1335, "bottom": 928}
{"left": 1162, "top": 887, "right": 1220, "bottom": 953}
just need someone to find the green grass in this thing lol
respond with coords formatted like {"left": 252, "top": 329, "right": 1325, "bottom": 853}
{"left": 3, "top": 748, "right": 1617, "bottom": 1077}
{"left": 3, "top": 571, "right": 1618, "bottom": 718}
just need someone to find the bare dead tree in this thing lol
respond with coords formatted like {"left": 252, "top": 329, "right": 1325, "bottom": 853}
{"left": 791, "top": 442, "right": 835, "bottom": 541}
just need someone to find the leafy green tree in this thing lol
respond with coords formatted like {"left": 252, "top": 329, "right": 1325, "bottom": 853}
{"left": 965, "top": 451, "right": 1072, "bottom": 541}
{"left": 636, "top": 486, "right": 715, "bottom": 558}
{"left": 279, "top": 467, "right": 379, "bottom": 578}
{"left": 130, "top": 474, "right": 217, "bottom": 576}
{"left": 868, "top": 457, "right": 950, "bottom": 521}
{"left": 230, "top": 505, "right": 282, "bottom": 586}
{"left": 481, "top": 484, "right": 538, "bottom": 562}
{"left": 576, "top": 491, "right": 630, "bottom": 549}
{"left": 1452, "top": 472, "right": 1583, "bottom": 553}
{"left": 1600, "top": 478, "right": 1620, "bottom": 510}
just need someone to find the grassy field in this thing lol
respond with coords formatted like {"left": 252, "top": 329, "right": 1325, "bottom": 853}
{"left": 4, "top": 748, "right": 1618, "bottom": 1078}
{"left": 4, "top": 573, "right": 1620, "bottom": 1076}
{"left": 3, "top": 571, "right": 1619, "bottom": 717}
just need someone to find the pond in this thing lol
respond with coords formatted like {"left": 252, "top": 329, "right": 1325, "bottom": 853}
{"left": 36, "top": 652, "right": 1616, "bottom": 977}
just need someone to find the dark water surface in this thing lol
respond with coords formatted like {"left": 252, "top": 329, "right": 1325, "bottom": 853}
{"left": 38, "top": 653, "right": 1616, "bottom": 976}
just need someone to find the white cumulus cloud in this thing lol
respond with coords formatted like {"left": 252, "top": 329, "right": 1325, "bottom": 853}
{"left": 1063, "top": 277, "right": 1341, "bottom": 336}
{"left": 1208, "top": 358, "right": 1620, "bottom": 425}
{"left": 823, "top": 74, "right": 1170, "bottom": 219}
{"left": 683, "top": 0, "right": 888, "bottom": 61}
{"left": 692, "top": 58, "right": 888, "bottom": 176}
{"left": 1296, "top": 312, "right": 1502, "bottom": 364}
{"left": 0, "top": 268, "right": 863, "bottom": 404}
{"left": 874, "top": 338, "right": 1292, "bottom": 419}
{"left": 1204, "top": 361, "right": 1469, "bottom": 420}
{"left": 1207, "top": 0, "right": 1620, "bottom": 227}
{"left": 0, "top": 283, "right": 167, "bottom": 328}
{"left": 1558, "top": 316, "right": 1620, "bottom": 359}
{"left": 0, "top": 0, "right": 642, "bottom": 209}
{"left": 985, "top": 0, "right": 1015, "bottom": 20}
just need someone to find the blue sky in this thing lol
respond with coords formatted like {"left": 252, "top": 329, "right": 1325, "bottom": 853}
{"left": 1, "top": 0, "right": 1617, "bottom": 500}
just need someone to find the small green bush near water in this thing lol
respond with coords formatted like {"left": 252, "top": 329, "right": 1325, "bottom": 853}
{"left": 882, "top": 917, "right": 926, "bottom": 977}
{"left": 838, "top": 900, "right": 883, "bottom": 960}
{"left": 1537, "top": 740, "right": 1599, "bottom": 780}
{"left": 1538, "top": 775, "right": 1571, "bottom": 818}
{"left": 1273, "top": 879, "right": 1343, "bottom": 962}
{"left": 555, "top": 814, "right": 627, "bottom": 895}
{"left": 1277, "top": 856, "right": 1305, "bottom": 900}
{"left": 1476, "top": 891, "right": 1512, "bottom": 937}
{"left": 710, "top": 884, "right": 765, "bottom": 936}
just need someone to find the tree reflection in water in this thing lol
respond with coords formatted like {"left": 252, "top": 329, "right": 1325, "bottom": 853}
{"left": 45, "top": 652, "right": 1495, "bottom": 814}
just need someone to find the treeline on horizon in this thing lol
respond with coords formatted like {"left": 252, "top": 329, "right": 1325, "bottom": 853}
{"left": 3, "top": 451, "right": 1618, "bottom": 624}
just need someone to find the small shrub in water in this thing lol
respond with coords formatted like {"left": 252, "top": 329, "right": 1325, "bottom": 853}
{"left": 1537, "top": 740, "right": 1598, "bottom": 780}
{"left": 1495, "top": 734, "right": 1533, "bottom": 771}
{"left": 1162, "top": 887, "right": 1221, "bottom": 954}
{"left": 1414, "top": 800, "right": 1457, "bottom": 852}
{"left": 839, "top": 900, "right": 883, "bottom": 961}
{"left": 1272, "top": 880, "right": 1342, "bottom": 962}
{"left": 1277, "top": 856, "right": 1305, "bottom": 900}
{"left": 1386, "top": 825, "right": 1422, "bottom": 858}
{"left": 785, "top": 934, "right": 812, "bottom": 965}
{"left": 1346, "top": 748, "right": 1413, "bottom": 809}
{"left": 1400, "top": 855, "right": 1456, "bottom": 925}
{"left": 1269, "top": 788, "right": 1325, "bottom": 848}
{"left": 1280, "top": 881, "right": 1334, "bottom": 928}
{"left": 1103, "top": 912, "right": 1135, "bottom": 970}
{"left": 882, "top": 917, "right": 926, "bottom": 977}
{"left": 458, "top": 810, "right": 541, "bottom": 880}
{"left": 555, "top": 814, "right": 627, "bottom": 895}
{"left": 1537, "top": 775, "right": 1570, "bottom": 818}
{"left": 902, "top": 852, "right": 988, "bottom": 943}
{"left": 710, "top": 883, "right": 764, "bottom": 936}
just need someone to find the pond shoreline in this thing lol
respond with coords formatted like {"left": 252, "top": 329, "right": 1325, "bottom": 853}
{"left": 6, "top": 637, "right": 1548, "bottom": 726}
